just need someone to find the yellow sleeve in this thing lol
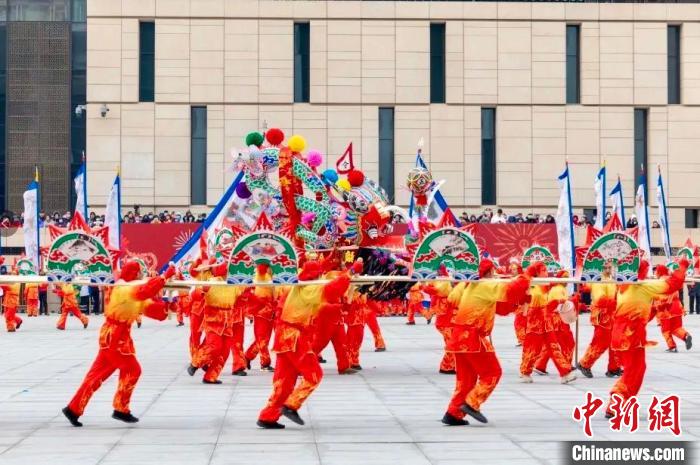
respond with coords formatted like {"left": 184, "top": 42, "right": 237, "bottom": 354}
{"left": 448, "top": 282, "right": 466, "bottom": 305}
{"left": 640, "top": 279, "right": 670, "bottom": 299}
{"left": 548, "top": 285, "right": 568, "bottom": 302}
{"left": 432, "top": 280, "right": 452, "bottom": 297}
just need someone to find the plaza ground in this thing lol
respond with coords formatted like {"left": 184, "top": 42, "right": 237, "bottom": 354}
{"left": 0, "top": 313, "right": 697, "bottom": 465}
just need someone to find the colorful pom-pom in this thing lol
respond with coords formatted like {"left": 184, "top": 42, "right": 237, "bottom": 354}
{"left": 347, "top": 169, "right": 365, "bottom": 187}
{"left": 336, "top": 179, "right": 351, "bottom": 191}
{"left": 265, "top": 128, "right": 284, "bottom": 146}
{"left": 236, "top": 182, "right": 252, "bottom": 199}
{"left": 301, "top": 211, "right": 317, "bottom": 225}
{"left": 288, "top": 134, "right": 306, "bottom": 153}
{"left": 245, "top": 131, "right": 264, "bottom": 147}
{"left": 306, "top": 149, "right": 323, "bottom": 168}
{"left": 322, "top": 169, "right": 339, "bottom": 184}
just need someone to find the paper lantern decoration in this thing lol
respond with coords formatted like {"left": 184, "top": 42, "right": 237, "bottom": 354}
{"left": 406, "top": 167, "right": 433, "bottom": 206}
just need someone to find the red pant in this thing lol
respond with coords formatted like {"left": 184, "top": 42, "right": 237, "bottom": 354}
{"left": 189, "top": 311, "right": 204, "bottom": 362}
{"left": 447, "top": 351, "right": 502, "bottom": 419}
{"left": 609, "top": 347, "right": 646, "bottom": 406}
{"left": 580, "top": 325, "right": 619, "bottom": 371}
{"left": 68, "top": 348, "right": 141, "bottom": 416}
{"left": 57, "top": 306, "right": 88, "bottom": 330}
{"left": 195, "top": 332, "right": 232, "bottom": 382}
{"left": 535, "top": 326, "right": 575, "bottom": 372}
{"left": 346, "top": 324, "right": 364, "bottom": 366}
{"left": 4, "top": 306, "right": 22, "bottom": 331}
{"left": 521, "top": 332, "right": 571, "bottom": 376}
{"left": 26, "top": 300, "right": 39, "bottom": 317}
{"left": 229, "top": 322, "right": 246, "bottom": 372}
{"left": 660, "top": 316, "right": 689, "bottom": 350}
{"left": 514, "top": 312, "right": 527, "bottom": 345}
{"left": 258, "top": 349, "right": 323, "bottom": 422}
{"left": 436, "top": 326, "right": 455, "bottom": 372}
{"left": 245, "top": 317, "right": 273, "bottom": 368}
{"left": 313, "top": 321, "right": 350, "bottom": 373}
{"left": 365, "top": 311, "right": 386, "bottom": 350}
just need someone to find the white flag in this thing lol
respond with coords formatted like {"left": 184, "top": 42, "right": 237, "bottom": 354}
{"left": 609, "top": 178, "right": 626, "bottom": 226}
{"left": 105, "top": 174, "right": 121, "bottom": 249}
{"left": 555, "top": 166, "right": 575, "bottom": 272}
{"left": 656, "top": 171, "right": 672, "bottom": 259}
{"left": 635, "top": 178, "right": 651, "bottom": 260}
{"left": 74, "top": 163, "right": 86, "bottom": 220}
{"left": 23, "top": 180, "right": 40, "bottom": 270}
{"left": 594, "top": 166, "right": 606, "bottom": 230}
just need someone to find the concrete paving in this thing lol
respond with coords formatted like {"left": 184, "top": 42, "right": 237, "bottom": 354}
{"left": 0, "top": 312, "right": 698, "bottom": 465}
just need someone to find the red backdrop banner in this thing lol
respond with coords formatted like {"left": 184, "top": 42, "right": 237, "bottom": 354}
{"left": 121, "top": 223, "right": 200, "bottom": 269}
{"left": 120, "top": 223, "right": 557, "bottom": 270}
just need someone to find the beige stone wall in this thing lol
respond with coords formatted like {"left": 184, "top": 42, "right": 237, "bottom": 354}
{"left": 86, "top": 0, "right": 700, "bottom": 244}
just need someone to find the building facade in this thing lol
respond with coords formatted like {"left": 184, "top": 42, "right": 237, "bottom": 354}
{"left": 84, "top": 0, "right": 700, "bottom": 244}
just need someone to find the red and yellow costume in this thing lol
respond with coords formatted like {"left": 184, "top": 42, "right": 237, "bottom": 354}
{"left": 64, "top": 262, "right": 171, "bottom": 424}
{"left": 513, "top": 304, "right": 527, "bottom": 345}
{"left": 191, "top": 262, "right": 244, "bottom": 381}
{"left": 258, "top": 262, "right": 352, "bottom": 426}
{"left": 534, "top": 281, "right": 576, "bottom": 372}
{"left": 24, "top": 283, "right": 39, "bottom": 317}
{"left": 444, "top": 260, "right": 530, "bottom": 422}
{"left": 406, "top": 284, "right": 425, "bottom": 324}
{"left": 54, "top": 284, "right": 89, "bottom": 330}
{"left": 579, "top": 282, "right": 619, "bottom": 373}
{"left": 364, "top": 299, "right": 386, "bottom": 351}
{"left": 607, "top": 260, "right": 687, "bottom": 410}
{"left": 345, "top": 289, "right": 367, "bottom": 368}
{"left": 1, "top": 283, "right": 22, "bottom": 332}
{"left": 176, "top": 288, "right": 191, "bottom": 326}
{"left": 424, "top": 280, "right": 455, "bottom": 373}
{"left": 653, "top": 265, "right": 691, "bottom": 351}
{"left": 312, "top": 270, "right": 352, "bottom": 374}
{"left": 188, "top": 287, "right": 205, "bottom": 360}
{"left": 244, "top": 266, "right": 276, "bottom": 369}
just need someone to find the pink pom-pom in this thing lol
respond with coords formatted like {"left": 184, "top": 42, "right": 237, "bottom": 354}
{"left": 301, "top": 212, "right": 316, "bottom": 225}
{"left": 306, "top": 150, "right": 323, "bottom": 168}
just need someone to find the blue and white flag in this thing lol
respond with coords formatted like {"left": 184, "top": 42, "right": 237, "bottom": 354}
{"left": 74, "top": 162, "right": 87, "bottom": 220}
{"left": 656, "top": 169, "right": 672, "bottom": 259}
{"left": 105, "top": 173, "right": 121, "bottom": 249}
{"left": 635, "top": 174, "right": 652, "bottom": 260}
{"left": 609, "top": 177, "right": 626, "bottom": 226}
{"left": 555, "top": 165, "right": 576, "bottom": 272}
{"left": 164, "top": 171, "right": 245, "bottom": 271}
{"left": 408, "top": 152, "right": 459, "bottom": 227}
{"left": 23, "top": 170, "right": 40, "bottom": 270}
{"left": 594, "top": 164, "right": 606, "bottom": 230}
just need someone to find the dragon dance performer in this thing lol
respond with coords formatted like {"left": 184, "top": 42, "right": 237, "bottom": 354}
{"left": 187, "top": 259, "right": 245, "bottom": 382}
{"left": 175, "top": 287, "right": 191, "bottom": 327}
{"left": 244, "top": 263, "right": 276, "bottom": 371}
{"left": 62, "top": 261, "right": 174, "bottom": 427}
{"left": 509, "top": 259, "right": 527, "bottom": 346}
{"left": 606, "top": 259, "right": 688, "bottom": 416}
{"left": 188, "top": 286, "right": 205, "bottom": 359}
{"left": 533, "top": 271, "right": 577, "bottom": 374}
{"left": 24, "top": 283, "right": 39, "bottom": 317}
{"left": 441, "top": 259, "right": 531, "bottom": 426}
{"left": 653, "top": 265, "right": 692, "bottom": 353}
{"left": 1, "top": 277, "right": 22, "bottom": 332}
{"left": 364, "top": 299, "right": 387, "bottom": 352}
{"left": 519, "top": 263, "right": 576, "bottom": 384}
{"left": 406, "top": 283, "right": 427, "bottom": 325}
{"left": 577, "top": 261, "right": 620, "bottom": 378}
{"left": 423, "top": 265, "right": 455, "bottom": 374}
{"left": 54, "top": 283, "right": 89, "bottom": 330}
{"left": 257, "top": 259, "right": 360, "bottom": 429}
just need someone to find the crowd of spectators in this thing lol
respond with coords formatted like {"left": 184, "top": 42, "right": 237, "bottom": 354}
{"left": 458, "top": 208, "right": 661, "bottom": 229}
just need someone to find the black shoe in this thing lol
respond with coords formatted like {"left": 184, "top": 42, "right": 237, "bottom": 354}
{"left": 577, "top": 363, "right": 593, "bottom": 379}
{"left": 62, "top": 406, "right": 83, "bottom": 427}
{"left": 83, "top": 322, "right": 88, "bottom": 329}
{"left": 351, "top": 365, "right": 362, "bottom": 371}
{"left": 460, "top": 404, "right": 488, "bottom": 424}
{"left": 426, "top": 318, "right": 432, "bottom": 325}
{"left": 137, "top": 322, "right": 142, "bottom": 328}
{"left": 441, "top": 412, "right": 468, "bottom": 426}
{"left": 112, "top": 410, "right": 139, "bottom": 423}
{"left": 375, "top": 347, "right": 386, "bottom": 352}
{"left": 246, "top": 359, "right": 251, "bottom": 370}
{"left": 666, "top": 347, "right": 678, "bottom": 353}
{"left": 439, "top": 369, "right": 456, "bottom": 375}
{"left": 605, "top": 410, "right": 614, "bottom": 419}
{"left": 406, "top": 321, "right": 415, "bottom": 325}
{"left": 686, "top": 334, "right": 692, "bottom": 350}
{"left": 340, "top": 368, "right": 358, "bottom": 375}
{"left": 187, "top": 364, "right": 198, "bottom": 376}
{"left": 203, "top": 379, "right": 222, "bottom": 384}
{"left": 232, "top": 369, "right": 247, "bottom": 376}
{"left": 16, "top": 320, "right": 22, "bottom": 330}
{"left": 281, "top": 406, "right": 305, "bottom": 425}
{"left": 177, "top": 322, "right": 184, "bottom": 327}
{"left": 257, "top": 419, "right": 285, "bottom": 429}
{"left": 318, "top": 356, "right": 326, "bottom": 364}
{"left": 261, "top": 365, "right": 274, "bottom": 372}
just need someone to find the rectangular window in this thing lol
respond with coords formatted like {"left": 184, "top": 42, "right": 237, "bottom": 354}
{"left": 634, "top": 108, "right": 648, "bottom": 193}
{"left": 685, "top": 209, "right": 699, "bottom": 229}
{"left": 566, "top": 25, "right": 580, "bottom": 104}
{"left": 139, "top": 22, "right": 155, "bottom": 102}
{"left": 378, "top": 107, "right": 395, "bottom": 201}
{"left": 294, "top": 22, "right": 310, "bottom": 103}
{"left": 481, "top": 108, "right": 496, "bottom": 205}
{"left": 668, "top": 25, "right": 681, "bottom": 104}
{"left": 0, "top": 24, "right": 5, "bottom": 210}
{"left": 191, "top": 107, "right": 207, "bottom": 205}
{"left": 430, "top": 23, "right": 446, "bottom": 104}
